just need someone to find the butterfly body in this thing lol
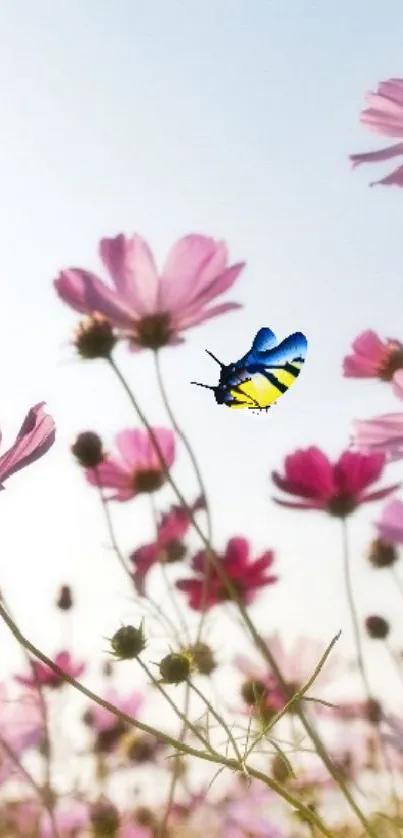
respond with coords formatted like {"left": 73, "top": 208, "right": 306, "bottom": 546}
{"left": 191, "top": 327, "right": 307, "bottom": 411}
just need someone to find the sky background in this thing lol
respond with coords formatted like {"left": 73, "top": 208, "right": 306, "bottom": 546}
{"left": 1, "top": 1, "right": 403, "bottom": 707}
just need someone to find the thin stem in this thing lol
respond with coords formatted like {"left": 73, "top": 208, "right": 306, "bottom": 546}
{"left": 158, "top": 685, "right": 191, "bottom": 838}
{"left": 94, "top": 473, "right": 180, "bottom": 640}
{"left": 341, "top": 519, "right": 371, "bottom": 696}
{"left": 0, "top": 600, "right": 339, "bottom": 838}
{"left": 154, "top": 350, "right": 213, "bottom": 543}
{"left": 107, "top": 355, "right": 377, "bottom": 837}
{"left": 188, "top": 679, "right": 245, "bottom": 766}
{"left": 390, "top": 565, "right": 403, "bottom": 602}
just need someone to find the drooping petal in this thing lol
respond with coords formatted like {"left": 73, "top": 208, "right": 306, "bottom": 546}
{"left": 361, "top": 483, "right": 400, "bottom": 504}
{"left": 54, "top": 269, "right": 135, "bottom": 327}
{"left": 350, "top": 142, "right": 403, "bottom": 169}
{"left": 99, "top": 234, "right": 159, "bottom": 314}
{"left": 0, "top": 403, "right": 55, "bottom": 488}
{"left": 130, "top": 543, "right": 160, "bottom": 595}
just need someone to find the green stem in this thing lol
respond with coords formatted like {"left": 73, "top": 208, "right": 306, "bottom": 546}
{"left": 0, "top": 600, "right": 333, "bottom": 837}
{"left": 341, "top": 519, "right": 371, "bottom": 696}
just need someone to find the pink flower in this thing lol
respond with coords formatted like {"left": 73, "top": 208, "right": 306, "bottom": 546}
{"left": 0, "top": 403, "right": 55, "bottom": 489}
{"left": 235, "top": 635, "right": 337, "bottom": 717}
{"left": 376, "top": 498, "right": 403, "bottom": 544}
{"left": 130, "top": 496, "right": 205, "bottom": 594}
{"left": 86, "top": 427, "right": 175, "bottom": 501}
{"left": 0, "top": 686, "right": 43, "bottom": 784}
{"left": 343, "top": 330, "right": 403, "bottom": 382}
{"left": 86, "top": 688, "right": 143, "bottom": 733}
{"left": 54, "top": 233, "right": 244, "bottom": 350}
{"left": 352, "top": 414, "right": 403, "bottom": 461}
{"left": 176, "top": 537, "right": 277, "bottom": 611}
{"left": 271, "top": 447, "right": 398, "bottom": 516}
{"left": 350, "top": 77, "right": 403, "bottom": 187}
{"left": 15, "top": 651, "right": 85, "bottom": 689}
{"left": 393, "top": 370, "right": 403, "bottom": 401}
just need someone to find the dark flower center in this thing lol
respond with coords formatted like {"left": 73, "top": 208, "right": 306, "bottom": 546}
{"left": 241, "top": 678, "right": 268, "bottom": 705}
{"left": 368, "top": 538, "right": 397, "bottom": 568}
{"left": 133, "top": 468, "right": 165, "bottom": 494}
{"left": 160, "top": 539, "right": 187, "bottom": 564}
{"left": 379, "top": 347, "right": 403, "bottom": 381}
{"left": 74, "top": 315, "right": 116, "bottom": 359}
{"left": 134, "top": 313, "right": 173, "bottom": 350}
{"left": 326, "top": 493, "right": 357, "bottom": 518}
{"left": 95, "top": 720, "right": 129, "bottom": 754}
{"left": 127, "top": 734, "right": 159, "bottom": 763}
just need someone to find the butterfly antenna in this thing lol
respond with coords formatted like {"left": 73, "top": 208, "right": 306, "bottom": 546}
{"left": 205, "top": 349, "right": 225, "bottom": 368}
{"left": 191, "top": 381, "right": 217, "bottom": 391}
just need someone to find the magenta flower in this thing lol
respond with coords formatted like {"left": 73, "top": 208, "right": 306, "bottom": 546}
{"left": 86, "top": 427, "right": 175, "bottom": 501}
{"left": 15, "top": 651, "right": 85, "bottom": 689}
{"left": 352, "top": 414, "right": 403, "bottom": 462}
{"left": 0, "top": 403, "right": 55, "bottom": 489}
{"left": 130, "top": 496, "right": 205, "bottom": 594}
{"left": 350, "top": 77, "right": 403, "bottom": 187}
{"left": 176, "top": 537, "right": 277, "bottom": 611}
{"left": 54, "top": 233, "right": 244, "bottom": 351}
{"left": 272, "top": 447, "right": 398, "bottom": 517}
{"left": 376, "top": 499, "right": 403, "bottom": 545}
{"left": 343, "top": 330, "right": 403, "bottom": 382}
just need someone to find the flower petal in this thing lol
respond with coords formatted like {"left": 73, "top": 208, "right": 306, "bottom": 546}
{"left": 99, "top": 234, "right": 159, "bottom": 314}
{"left": 54, "top": 269, "right": 135, "bottom": 327}
{"left": 0, "top": 403, "right": 55, "bottom": 487}
{"left": 376, "top": 498, "right": 403, "bottom": 544}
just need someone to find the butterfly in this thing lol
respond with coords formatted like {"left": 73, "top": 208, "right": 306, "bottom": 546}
{"left": 191, "top": 327, "right": 308, "bottom": 411}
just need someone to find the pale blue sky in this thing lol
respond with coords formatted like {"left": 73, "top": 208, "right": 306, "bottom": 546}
{"left": 1, "top": 1, "right": 403, "bottom": 699}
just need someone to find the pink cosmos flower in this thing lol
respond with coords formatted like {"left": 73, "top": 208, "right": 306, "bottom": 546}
{"left": 350, "top": 77, "right": 403, "bottom": 187}
{"left": 176, "top": 537, "right": 277, "bottom": 611}
{"left": 235, "top": 635, "right": 337, "bottom": 717}
{"left": 15, "top": 650, "right": 85, "bottom": 689}
{"left": 343, "top": 330, "right": 403, "bottom": 382}
{"left": 86, "top": 688, "right": 143, "bottom": 733}
{"left": 376, "top": 498, "right": 403, "bottom": 544}
{"left": 0, "top": 403, "right": 55, "bottom": 489}
{"left": 130, "top": 496, "right": 205, "bottom": 594}
{"left": 352, "top": 413, "right": 403, "bottom": 461}
{"left": 86, "top": 427, "right": 175, "bottom": 500}
{"left": 0, "top": 686, "right": 43, "bottom": 784}
{"left": 54, "top": 233, "right": 244, "bottom": 351}
{"left": 271, "top": 447, "right": 398, "bottom": 516}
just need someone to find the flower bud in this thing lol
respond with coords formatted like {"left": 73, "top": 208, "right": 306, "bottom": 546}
{"left": 74, "top": 314, "right": 116, "bottom": 359}
{"left": 183, "top": 642, "right": 216, "bottom": 676}
{"left": 365, "top": 615, "right": 390, "bottom": 640}
{"left": 241, "top": 678, "right": 268, "bottom": 705}
{"left": 271, "top": 753, "right": 293, "bottom": 783}
{"left": 368, "top": 538, "right": 398, "bottom": 568}
{"left": 90, "top": 798, "right": 119, "bottom": 837}
{"left": 110, "top": 623, "right": 146, "bottom": 660}
{"left": 56, "top": 584, "right": 73, "bottom": 611}
{"left": 159, "top": 652, "right": 190, "bottom": 684}
{"left": 71, "top": 432, "right": 104, "bottom": 467}
{"left": 365, "top": 698, "right": 382, "bottom": 725}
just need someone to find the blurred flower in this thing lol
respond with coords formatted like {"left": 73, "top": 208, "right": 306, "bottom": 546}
{"left": 130, "top": 496, "right": 204, "bottom": 594}
{"left": 71, "top": 431, "right": 104, "bottom": 467}
{"left": 376, "top": 498, "right": 403, "bottom": 545}
{"left": 272, "top": 447, "right": 397, "bottom": 516}
{"left": 343, "top": 330, "right": 403, "bottom": 381}
{"left": 176, "top": 537, "right": 277, "bottom": 611}
{"left": 0, "top": 686, "right": 43, "bottom": 784}
{"left": 0, "top": 403, "right": 55, "bottom": 489}
{"left": 350, "top": 77, "right": 403, "bottom": 187}
{"left": 382, "top": 713, "right": 403, "bottom": 751}
{"left": 183, "top": 641, "right": 217, "bottom": 676}
{"left": 56, "top": 584, "right": 73, "bottom": 611}
{"left": 39, "top": 802, "right": 89, "bottom": 838}
{"left": 86, "top": 688, "right": 143, "bottom": 734}
{"left": 86, "top": 428, "right": 175, "bottom": 501}
{"left": 352, "top": 413, "right": 403, "bottom": 461}
{"left": 54, "top": 233, "right": 244, "bottom": 350}
{"left": 15, "top": 650, "right": 85, "bottom": 689}
{"left": 124, "top": 731, "right": 164, "bottom": 764}
{"left": 235, "top": 634, "right": 337, "bottom": 717}
{"left": 367, "top": 537, "right": 398, "bottom": 568}
{"left": 393, "top": 370, "right": 403, "bottom": 400}
{"left": 365, "top": 615, "right": 390, "bottom": 639}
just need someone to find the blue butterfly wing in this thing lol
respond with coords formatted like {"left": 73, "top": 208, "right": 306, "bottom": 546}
{"left": 255, "top": 332, "right": 308, "bottom": 366}
{"left": 234, "top": 327, "right": 278, "bottom": 367}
